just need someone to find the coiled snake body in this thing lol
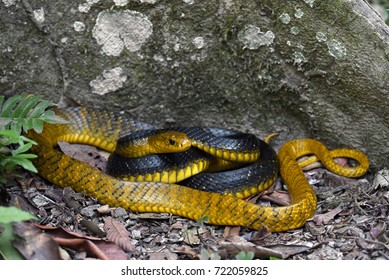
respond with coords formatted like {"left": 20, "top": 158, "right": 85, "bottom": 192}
{"left": 27, "top": 107, "right": 369, "bottom": 232}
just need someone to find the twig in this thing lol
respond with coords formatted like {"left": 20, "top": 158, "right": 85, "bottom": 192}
{"left": 363, "top": 238, "right": 389, "bottom": 251}
{"left": 353, "top": 194, "right": 368, "bottom": 215}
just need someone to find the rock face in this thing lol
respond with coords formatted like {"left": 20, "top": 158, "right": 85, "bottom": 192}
{"left": 1, "top": 0, "right": 388, "bottom": 168}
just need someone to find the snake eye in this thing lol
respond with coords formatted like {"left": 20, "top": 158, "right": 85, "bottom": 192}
{"left": 169, "top": 138, "right": 176, "bottom": 146}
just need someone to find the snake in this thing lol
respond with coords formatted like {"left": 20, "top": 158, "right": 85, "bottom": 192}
{"left": 26, "top": 107, "right": 370, "bottom": 232}
{"left": 105, "top": 126, "right": 278, "bottom": 198}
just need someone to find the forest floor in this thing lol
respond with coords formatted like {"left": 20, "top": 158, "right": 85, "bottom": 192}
{"left": 2, "top": 142, "right": 389, "bottom": 260}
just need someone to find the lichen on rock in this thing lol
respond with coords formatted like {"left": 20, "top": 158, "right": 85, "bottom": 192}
{"left": 92, "top": 10, "right": 153, "bottom": 56}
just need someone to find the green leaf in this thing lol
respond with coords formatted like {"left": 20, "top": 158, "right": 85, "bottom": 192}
{"left": 0, "top": 130, "right": 20, "bottom": 145}
{"left": 17, "top": 158, "right": 38, "bottom": 173}
{"left": 1, "top": 156, "right": 38, "bottom": 172}
{"left": 0, "top": 160, "right": 18, "bottom": 170}
{"left": 0, "top": 207, "right": 37, "bottom": 260}
{"left": 0, "top": 129, "right": 19, "bottom": 139}
{"left": 10, "top": 121, "right": 23, "bottom": 135}
{"left": 28, "top": 100, "right": 52, "bottom": 118}
{"left": 0, "top": 117, "right": 12, "bottom": 129}
{"left": 1, "top": 95, "right": 23, "bottom": 117}
{"left": 0, "top": 177, "right": 6, "bottom": 185}
{"left": 10, "top": 95, "right": 41, "bottom": 118}
{"left": 12, "top": 153, "right": 37, "bottom": 159}
{"left": 0, "top": 146, "right": 12, "bottom": 154}
{"left": 21, "top": 118, "right": 33, "bottom": 132}
{"left": 18, "top": 135, "right": 37, "bottom": 145}
{"left": 235, "top": 251, "right": 255, "bottom": 260}
{"left": 0, "top": 206, "right": 38, "bottom": 224}
{"left": 31, "top": 118, "right": 43, "bottom": 133}
{"left": 0, "top": 223, "right": 25, "bottom": 260}
{"left": 11, "top": 143, "right": 33, "bottom": 156}
{"left": 0, "top": 95, "right": 4, "bottom": 108}
{"left": 41, "top": 113, "right": 68, "bottom": 124}
{"left": 18, "top": 157, "right": 37, "bottom": 172}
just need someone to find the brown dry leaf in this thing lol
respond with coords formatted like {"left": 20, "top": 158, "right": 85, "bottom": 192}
{"left": 11, "top": 195, "right": 39, "bottom": 216}
{"left": 53, "top": 237, "right": 109, "bottom": 260}
{"left": 104, "top": 217, "right": 135, "bottom": 252}
{"left": 265, "top": 243, "right": 323, "bottom": 258}
{"left": 170, "top": 221, "right": 183, "bottom": 230}
{"left": 35, "top": 224, "right": 102, "bottom": 240}
{"left": 58, "top": 142, "right": 107, "bottom": 170}
{"left": 80, "top": 219, "right": 106, "bottom": 237}
{"left": 312, "top": 204, "right": 343, "bottom": 226}
{"left": 369, "top": 222, "right": 387, "bottom": 239}
{"left": 223, "top": 226, "right": 241, "bottom": 238}
{"left": 182, "top": 228, "right": 200, "bottom": 245}
{"left": 149, "top": 249, "right": 178, "bottom": 260}
{"left": 261, "top": 190, "right": 291, "bottom": 206}
{"left": 218, "top": 239, "right": 283, "bottom": 259}
{"left": 13, "top": 222, "right": 62, "bottom": 260}
{"left": 34, "top": 223, "right": 128, "bottom": 260}
{"left": 173, "top": 245, "right": 198, "bottom": 259}
{"left": 182, "top": 227, "right": 209, "bottom": 245}
{"left": 241, "top": 226, "right": 272, "bottom": 241}
{"left": 62, "top": 187, "right": 83, "bottom": 209}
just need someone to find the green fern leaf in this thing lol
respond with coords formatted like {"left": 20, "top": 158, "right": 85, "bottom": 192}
{"left": 0, "top": 95, "right": 23, "bottom": 117}
{"left": 10, "top": 121, "right": 23, "bottom": 135}
{"left": 0, "top": 206, "right": 38, "bottom": 224}
{"left": 28, "top": 100, "right": 52, "bottom": 118}
{"left": 40, "top": 110, "right": 67, "bottom": 124}
{"left": 0, "top": 118, "right": 12, "bottom": 129}
{"left": 11, "top": 142, "right": 34, "bottom": 156}
{"left": 10, "top": 95, "right": 42, "bottom": 118}
{"left": 0, "top": 95, "right": 4, "bottom": 108}
{"left": 31, "top": 118, "right": 43, "bottom": 133}
{"left": 0, "top": 130, "right": 19, "bottom": 144}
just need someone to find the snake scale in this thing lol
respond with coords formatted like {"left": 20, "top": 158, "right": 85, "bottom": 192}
{"left": 26, "top": 107, "right": 369, "bottom": 232}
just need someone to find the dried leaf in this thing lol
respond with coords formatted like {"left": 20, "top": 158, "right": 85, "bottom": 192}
{"left": 173, "top": 245, "right": 197, "bottom": 259}
{"left": 183, "top": 228, "right": 200, "bottom": 245}
{"left": 149, "top": 249, "right": 178, "bottom": 260}
{"left": 182, "top": 227, "right": 208, "bottom": 245}
{"left": 312, "top": 204, "right": 343, "bottom": 225}
{"left": 241, "top": 226, "right": 271, "bottom": 241}
{"left": 58, "top": 142, "right": 107, "bottom": 170}
{"left": 80, "top": 219, "right": 106, "bottom": 238}
{"left": 97, "top": 204, "right": 111, "bottom": 215}
{"left": 260, "top": 190, "right": 291, "bottom": 206}
{"left": 372, "top": 169, "right": 389, "bottom": 189}
{"left": 12, "top": 222, "right": 62, "bottom": 260}
{"left": 223, "top": 226, "right": 241, "bottom": 238}
{"left": 369, "top": 222, "right": 386, "bottom": 239}
{"left": 170, "top": 221, "right": 183, "bottom": 230}
{"left": 34, "top": 223, "right": 128, "bottom": 260}
{"left": 218, "top": 240, "right": 283, "bottom": 260}
{"left": 265, "top": 243, "right": 322, "bottom": 258}
{"left": 53, "top": 237, "right": 109, "bottom": 260}
{"left": 104, "top": 217, "right": 135, "bottom": 252}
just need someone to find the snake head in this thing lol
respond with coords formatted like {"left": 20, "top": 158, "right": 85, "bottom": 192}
{"left": 150, "top": 131, "right": 191, "bottom": 153}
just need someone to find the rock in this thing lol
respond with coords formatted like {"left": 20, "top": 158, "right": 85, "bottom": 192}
{"left": 1, "top": 0, "right": 388, "bottom": 167}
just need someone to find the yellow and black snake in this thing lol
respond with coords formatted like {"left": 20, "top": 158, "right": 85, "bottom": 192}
{"left": 26, "top": 107, "right": 369, "bottom": 232}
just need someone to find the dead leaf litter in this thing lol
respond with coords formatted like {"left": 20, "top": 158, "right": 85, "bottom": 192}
{"left": 2, "top": 144, "right": 388, "bottom": 260}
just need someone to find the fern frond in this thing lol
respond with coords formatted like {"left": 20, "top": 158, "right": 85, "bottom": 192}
{"left": 0, "top": 94, "right": 67, "bottom": 184}
{"left": 0, "top": 94, "right": 67, "bottom": 134}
